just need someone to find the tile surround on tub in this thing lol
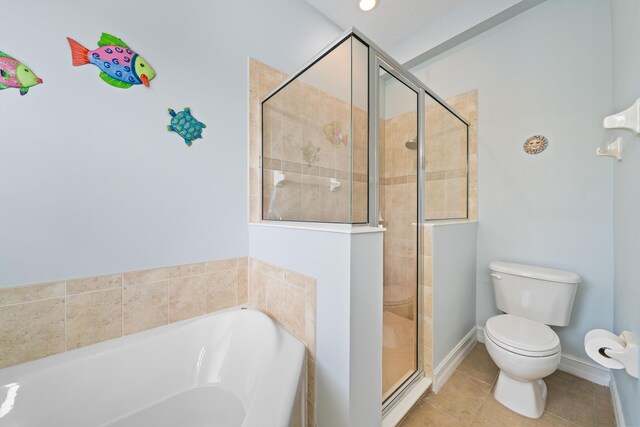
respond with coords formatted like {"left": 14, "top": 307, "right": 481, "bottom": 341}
{"left": 0, "top": 256, "right": 317, "bottom": 425}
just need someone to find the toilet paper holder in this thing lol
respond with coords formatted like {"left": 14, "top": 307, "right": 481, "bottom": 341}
{"left": 601, "top": 330, "right": 638, "bottom": 379}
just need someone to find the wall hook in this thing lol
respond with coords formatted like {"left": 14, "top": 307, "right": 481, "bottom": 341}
{"left": 596, "top": 137, "right": 623, "bottom": 161}
{"left": 603, "top": 98, "right": 640, "bottom": 133}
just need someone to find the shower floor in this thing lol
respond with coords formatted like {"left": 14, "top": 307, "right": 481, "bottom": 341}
{"left": 383, "top": 311, "right": 417, "bottom": 401}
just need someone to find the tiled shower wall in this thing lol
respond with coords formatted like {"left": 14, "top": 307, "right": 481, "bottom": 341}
{"left": 252, "top": 59, "right": 367, "bottom": 224}
{"left": 421, "top": 89, "right": 478, "bottom": 379}
{"left": 262, "top": 79, "right": 368, "bottom": 223}
{"left": 0, "top": 257, "right": 317, "bottom": 426}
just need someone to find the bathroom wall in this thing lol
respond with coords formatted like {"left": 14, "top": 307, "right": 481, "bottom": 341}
{"left": 0, "top": 0, "right": 340, "bottom": 287}
{"left": 249, "top": 224, "right": 384, "bottom": 427}
{"left": 610, "top": 1, "right": 640, "bottom": 425}
{"left": 431, "top": 222, "right": 478, "bottom": 368}
{"left": 403, "top": 0, "right": 614, "bottom": 359}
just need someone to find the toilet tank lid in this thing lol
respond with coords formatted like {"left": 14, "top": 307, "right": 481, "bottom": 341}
{"left": 490, "top": 261, "right": 581, "bottom": 284}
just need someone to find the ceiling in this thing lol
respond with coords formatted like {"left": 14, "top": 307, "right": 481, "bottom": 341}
{"left": 303, "top": 0, "right": 469, "bottom": 49}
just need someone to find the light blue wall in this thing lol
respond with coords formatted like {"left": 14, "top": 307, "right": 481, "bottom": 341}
{"left": 406, "top": 0, "right": 614, "bottom": 359}
{"left": 0, "top": 0, "right": 339, "bottom": 287}
{"left": 432, "top": 222, "right": 478, "bottom": 368}
{"left": 610, "top": 1, "right": 640, "bottom": 425}
{"left": 248, "top": 225, "right": 384, "bottom": 427}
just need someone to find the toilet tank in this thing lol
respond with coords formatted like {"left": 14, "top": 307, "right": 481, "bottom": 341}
{"left": 489, "top": 261, "right": 581, "bottom": 326}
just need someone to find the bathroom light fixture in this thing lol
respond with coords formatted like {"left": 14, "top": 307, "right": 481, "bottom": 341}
{"left": 359, "top": 0, "right": 378, "bottom": 12}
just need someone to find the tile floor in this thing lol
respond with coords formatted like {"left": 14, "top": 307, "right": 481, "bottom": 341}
{"left": 399, "top": 343, "right": 616, "bottom": 427}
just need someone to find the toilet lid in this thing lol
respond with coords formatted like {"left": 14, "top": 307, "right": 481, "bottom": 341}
{"left": 486, "top": 314, "right": 560, "bottom": 357}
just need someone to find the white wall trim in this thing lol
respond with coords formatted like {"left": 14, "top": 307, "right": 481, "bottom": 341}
{"left": 477, "top": 325, "right": 486, "bottom": 343}
{"left": 610, "top": 374, "right": 626, "bottom": 427}
{"left": 382, "top": 376, "right": 431, "bottom": 427}
{"left": 558, "top": 354, "right": 611, "bottom": 386}
{"left": 432, "top": 326, "right": 477, "bottom": 393}
{"left": 476, "top": 326, "right": 611, "bottom": 386}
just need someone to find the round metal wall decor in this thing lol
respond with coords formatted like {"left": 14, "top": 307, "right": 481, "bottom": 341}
{"left": 524, "top": 135, "right": 548, "bottom": 154}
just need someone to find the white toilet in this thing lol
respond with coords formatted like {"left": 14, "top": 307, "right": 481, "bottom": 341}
{"left": 484, "top": 261, "right": 581, "bottom": 419}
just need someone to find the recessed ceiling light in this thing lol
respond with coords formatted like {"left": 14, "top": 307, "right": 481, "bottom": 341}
{"left": 359, "top": 0, "right": 378, "bottom": 12}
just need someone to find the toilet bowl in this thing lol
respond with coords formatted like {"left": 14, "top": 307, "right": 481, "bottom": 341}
{"left": 484, "top": 314, "right": 561, "bottom": 418}
{"left": 485, "top": 261, "right": 580, "bottom": 418}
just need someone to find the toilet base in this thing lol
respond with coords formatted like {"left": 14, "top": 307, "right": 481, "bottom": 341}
{"left": 493, "top": 371, "right": 547, "bottom": 419}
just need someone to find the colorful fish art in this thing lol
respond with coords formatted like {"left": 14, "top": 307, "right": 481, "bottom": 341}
{"left": 0, "top": 51, "right": 43, "bottom": 96}
{"left": 66, "top": 33, "right": 156, "bottom": 89}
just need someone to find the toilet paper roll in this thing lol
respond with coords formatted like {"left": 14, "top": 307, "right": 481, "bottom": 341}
{"left": 584, "top": 329, "right": 625, "bottom": 369}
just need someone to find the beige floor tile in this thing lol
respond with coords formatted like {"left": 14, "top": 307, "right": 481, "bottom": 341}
{"left": 544, "top": 370, "right": 595, "bottom": 427}
{"left": 399, "top": 400, "right": 463, "bottom": 427}
{"left": 593, "top": 384, "right": 615, "bottom": 427}
{"left": 402, "top": 335, "right": 612, "bottom": 427}
{"left": 426, "top": 371, "right": 492, "bottom": 425}
{"left": 472, "top": 392, "right": 576, "bottom": 427}
{"left": 456, "top": 343, "right": 499, "bottom": 385}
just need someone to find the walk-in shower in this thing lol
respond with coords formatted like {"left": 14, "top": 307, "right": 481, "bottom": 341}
{"left": 260, "top": 28, "right": 469, "bottom": 416}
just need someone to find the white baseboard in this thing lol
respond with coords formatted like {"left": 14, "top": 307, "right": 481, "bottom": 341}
{"left": 558, "top": 354, "right": 611, "bottom": 386}
{"left": 477, "top": 325, "right": 485, "bottom": 343}
{"left": 610, "top": 374, "right": 626, "bottom": 427}
{"left": 476, "top": 326, "right": 611, "bottom": 386}
{"left": 432, "top": 327, "right": 478, "bottom": 393}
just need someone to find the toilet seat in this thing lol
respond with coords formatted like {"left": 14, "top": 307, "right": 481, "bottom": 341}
{"left": 486, "top": 314, "right": 560, "bottom": 357}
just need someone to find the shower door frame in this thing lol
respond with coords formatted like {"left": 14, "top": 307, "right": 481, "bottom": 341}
{"left": 369, "top": 46, "right": 426, "bottom": 415}
{"left": 358, "top": 26, "right": 470, "bottom": 415}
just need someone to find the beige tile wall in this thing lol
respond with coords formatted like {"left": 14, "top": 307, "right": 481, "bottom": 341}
{"left": 422, "top": 226, "right": 434, "bottom": 377}
{"left": 0, "top": 257, "right": 317, "bottom": 425}
{"left": 420, "top": 89, "right": 478, "bottom": 379}
{"left": 441, "top": 89, "right": 478, "bottom": 221}
{"left": 251, "top": 57, "right": 368, "bottom": 224}
{"left": 0, "top": 259, "right": 248, "bottom": 369}
{"left": 247, "top": 258, "right": 317, "bottom": 427}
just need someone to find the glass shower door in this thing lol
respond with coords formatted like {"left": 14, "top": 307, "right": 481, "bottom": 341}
{"left": 379, "top": 64, "right": 419, "bottom": 402}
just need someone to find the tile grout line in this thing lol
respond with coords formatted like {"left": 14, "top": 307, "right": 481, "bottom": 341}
{"left": 466, "top": 370, "right": 498, "bottom": 426}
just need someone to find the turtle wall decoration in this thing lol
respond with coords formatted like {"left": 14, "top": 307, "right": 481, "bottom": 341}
{"left": 167, "top": 107, "right": 207, "bottom": 146}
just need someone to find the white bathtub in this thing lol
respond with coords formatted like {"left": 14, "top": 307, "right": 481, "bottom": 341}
{"left": 0, "top": 307, "right": 306, "bottom": 427}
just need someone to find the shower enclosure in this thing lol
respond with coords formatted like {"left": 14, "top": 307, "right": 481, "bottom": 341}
{"left": 261, "top": 29, "right": 469, "bottom": 413}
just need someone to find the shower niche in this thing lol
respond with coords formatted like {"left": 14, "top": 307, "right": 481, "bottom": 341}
{"left": 260, "top": 29, "right": 469, "bottom": 411}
